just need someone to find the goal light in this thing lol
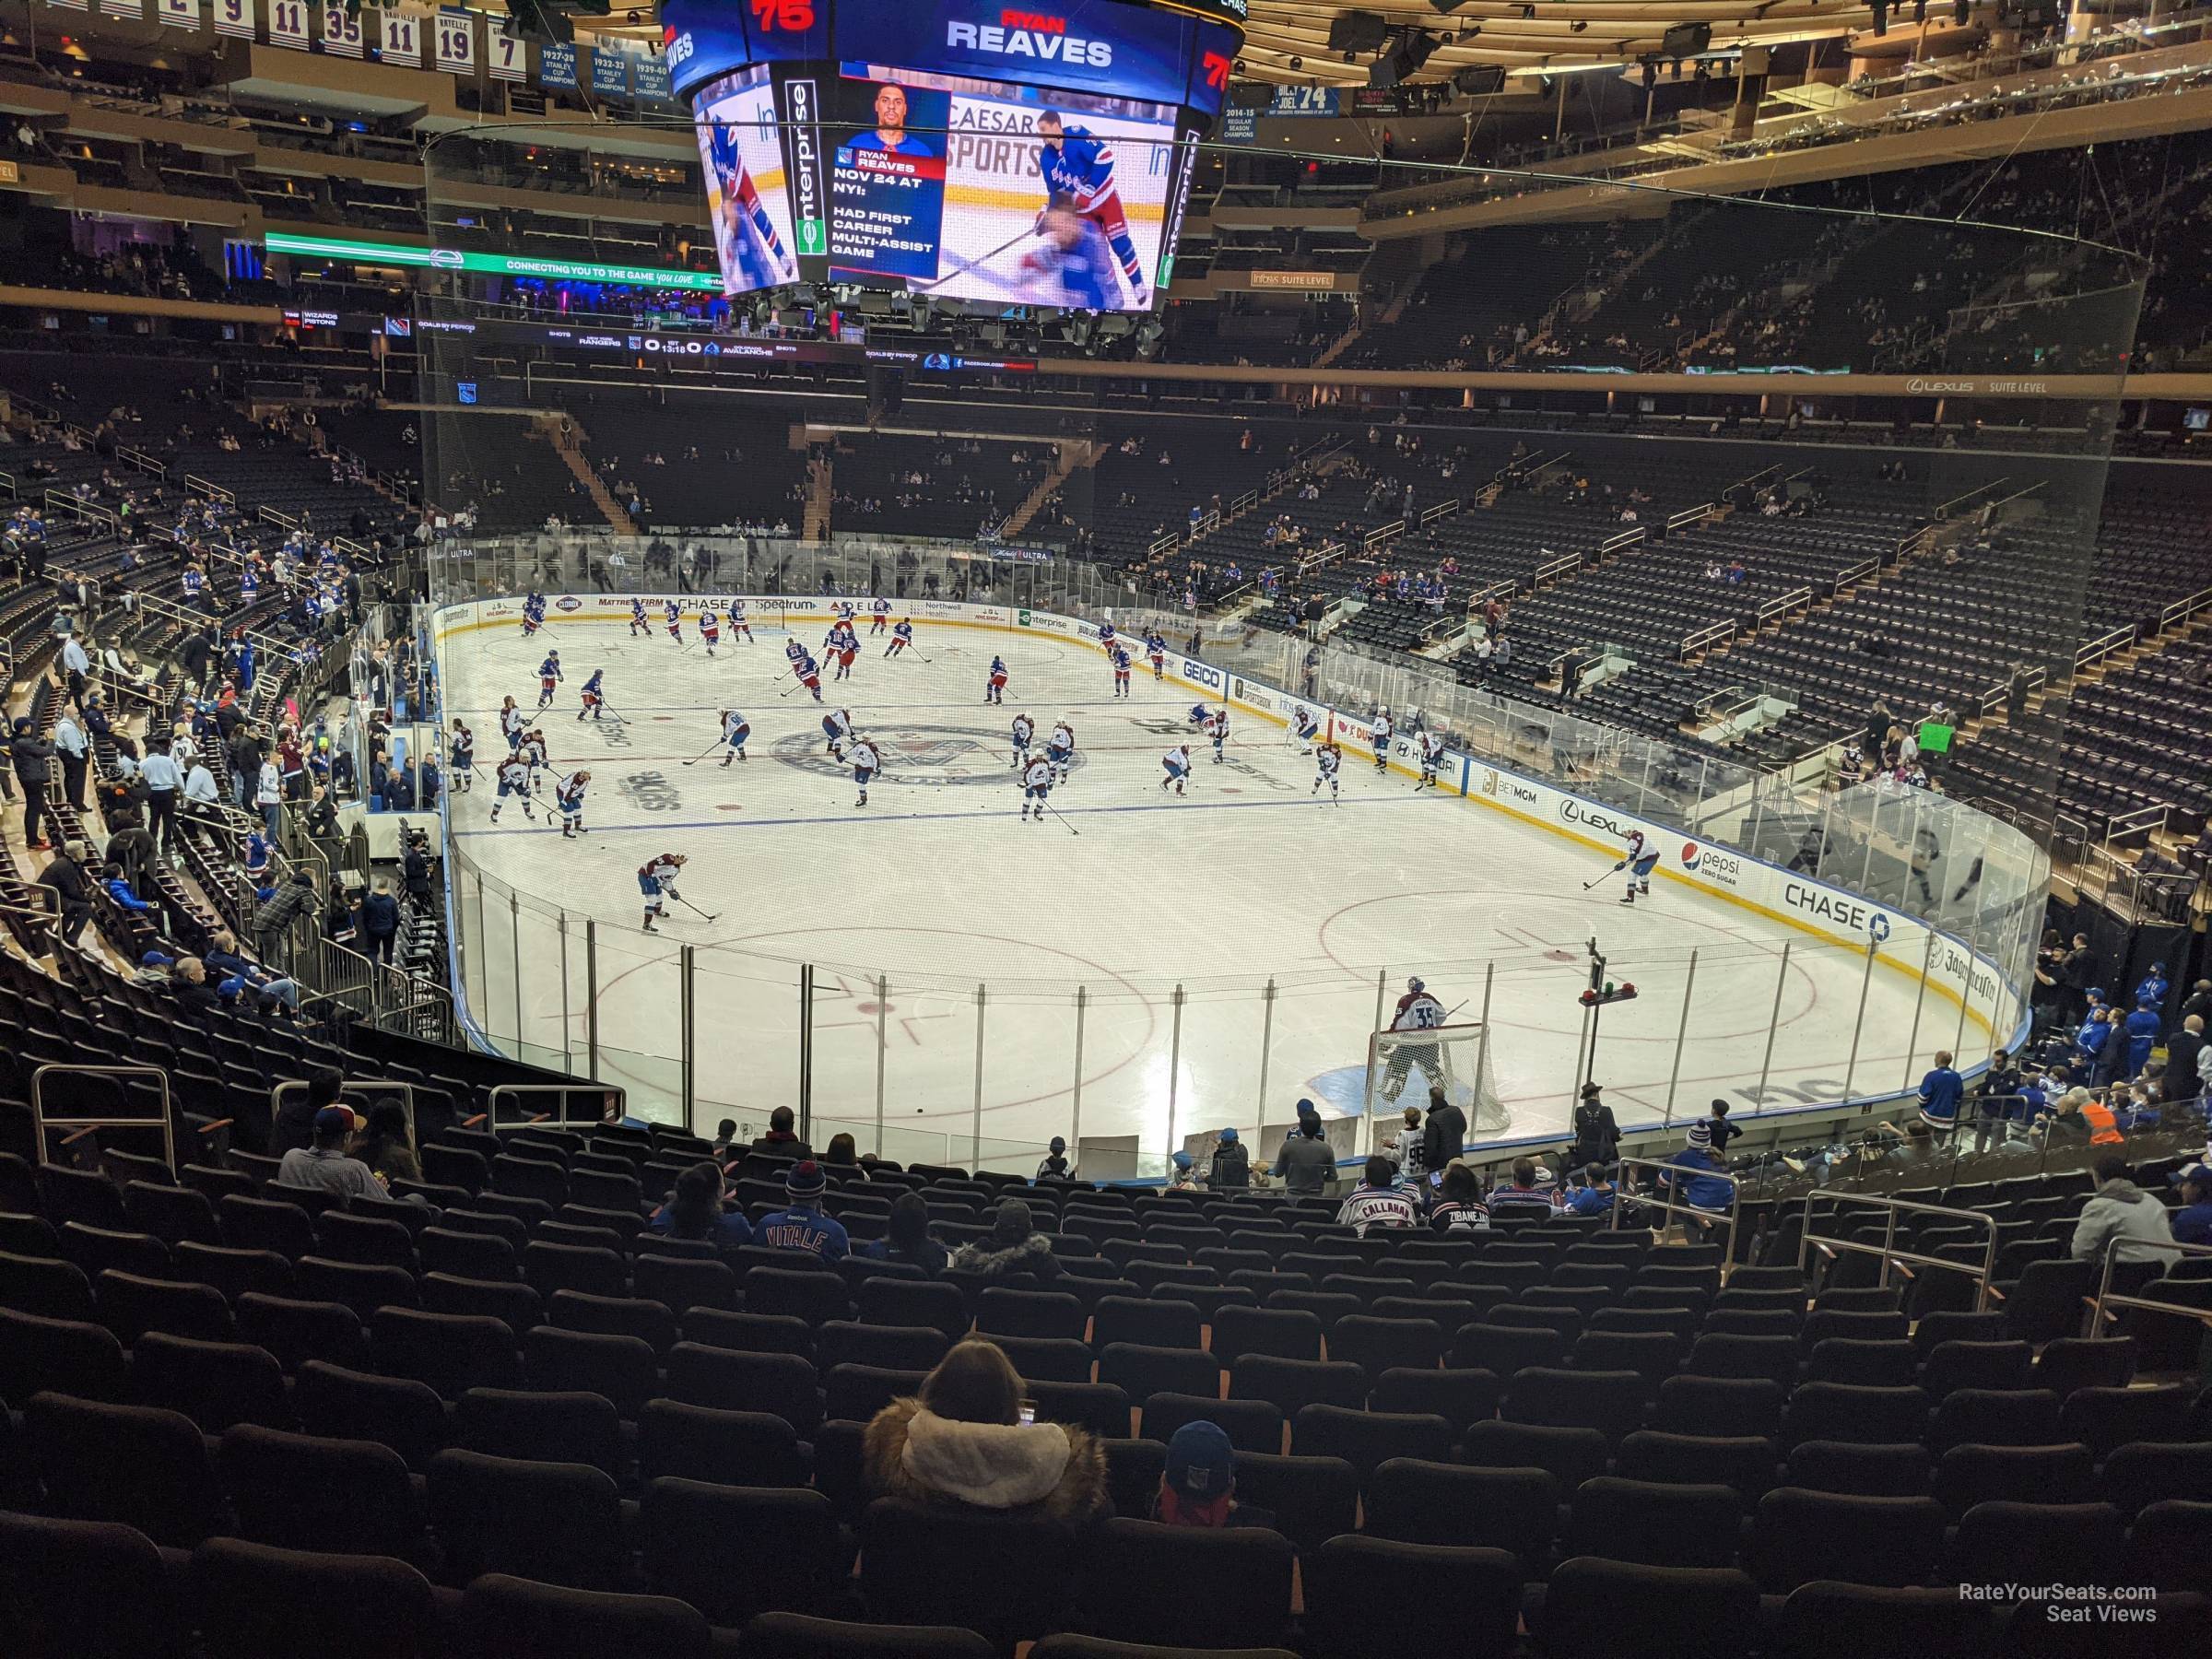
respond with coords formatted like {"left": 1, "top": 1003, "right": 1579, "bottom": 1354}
{"left": 1578, "top": 982, "right": 1640, "bottom": 1006}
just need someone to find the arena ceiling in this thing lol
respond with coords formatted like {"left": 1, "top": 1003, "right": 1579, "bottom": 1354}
{"left": 1234, "top": 1, "right": 1903, "bottom": 85}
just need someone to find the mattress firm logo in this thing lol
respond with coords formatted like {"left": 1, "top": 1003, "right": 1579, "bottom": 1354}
{"left": 948, "top": 12, "right": 1114, "bottom": 68}
{"left": 784, "top": 78, "right": 828, "bottom": 259}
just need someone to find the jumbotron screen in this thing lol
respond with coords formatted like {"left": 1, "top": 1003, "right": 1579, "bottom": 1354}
{"left": 662, "top": 0, "right": 1244, "bottom": 312}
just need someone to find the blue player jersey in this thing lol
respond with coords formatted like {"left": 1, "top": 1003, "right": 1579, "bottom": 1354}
{"left": 1039, "top": 127, "right": 1117, "bottom": 205}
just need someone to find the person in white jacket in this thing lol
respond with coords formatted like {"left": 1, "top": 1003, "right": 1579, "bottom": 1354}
{"left": 256, "top": 757, "right": 283, "bottom": 839}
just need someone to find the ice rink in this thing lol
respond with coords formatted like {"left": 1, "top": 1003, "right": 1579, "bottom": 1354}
{"left": 441, "top": 607, "right": 1981, "bottom": 1169}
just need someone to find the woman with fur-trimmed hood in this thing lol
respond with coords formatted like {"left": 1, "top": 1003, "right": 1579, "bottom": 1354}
{"left": 948, "top": 1197, "right": 1063, "bottom": 1283}
{"left": 863, "top": 1338, "right": 1107, "bottom": 1523}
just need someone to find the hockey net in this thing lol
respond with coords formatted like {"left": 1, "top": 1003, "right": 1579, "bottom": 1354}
{"left": 1363, "top": 1022, "right": 1510, "bottom": 1139}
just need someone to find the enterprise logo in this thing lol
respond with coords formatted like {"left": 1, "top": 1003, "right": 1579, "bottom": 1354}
{"left": 948, "top": 14, "right": 1113, "bottom": 66}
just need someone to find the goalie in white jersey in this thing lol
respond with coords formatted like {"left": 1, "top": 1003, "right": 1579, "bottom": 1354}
{"left": 1381, "top": 975, "right": 1458, "bottom": 1106}
{"left": 1313, "top": 741, "right": 1342, "bottom": 801}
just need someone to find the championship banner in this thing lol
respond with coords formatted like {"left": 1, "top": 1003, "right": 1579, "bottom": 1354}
{"left": 538, "top": 41, "right": 577, "bottom": 88}
{"left": 159, "top": 0, "right": 201, "bottom": 26}
{"left": 377, "top": 4, "right": 426, "bottom": 66}
{"left": 211, "top": 0, "right": 255, "bottom": 38}
{"left": 320, "top": 1, "right": 363, "bottom": 55}
{"left": 47, "top": 0, "right": 91, "bottom": 15}
{"left": 434, "top": 6, "right": 477, "bottom": 74}
{"left": 634, "top": 55, "right": 671, "bottom": 102}
{"left": 269, "top": 0, "right": 309, "bottom": 48}
{"left": 487, "top": 25, "right": 525, "bottom": 80}
{"left": 589, "top": 45, "right": 631, "bottom": 98}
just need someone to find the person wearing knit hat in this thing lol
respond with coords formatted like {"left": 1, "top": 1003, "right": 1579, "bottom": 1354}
{"left": 1272, "top": 1100, "right": 1335, "bottom": 1195}
{"left": 1151, "top": 1419, "right": 1278, "bottom": 1530}
{"left": 1207, "top": 1125, "right": 1251, "bottom": 1192}
{"left": 1035, "top": 1135, "right": 1072, "bottom": 1181}
{"left": 752, "top": 1159, "right": 850, "bottom": 1263}
{"left": 1655, "top": 1121, "right": 1733, "bottom": 1220}
{"left": 950, "top": 1196, "right": 1062, "bottom": 1284}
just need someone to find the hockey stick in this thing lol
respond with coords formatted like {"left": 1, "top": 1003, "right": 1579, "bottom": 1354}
{"left": 1581, "top": 862, "right": 1627, "bottom": 891}
{"left": 672, "top": 892, "right": 721, "bottom": 923}
{"left": 912, "top": 227, "right": 1033, "bottom": 291}
{"left": 679, "top": 737, "right": 728, "bottom": 767}
{"left": 777, "top": 673, "right": 809, "bottom": 698}
{"left": 1043, "top": 798, "right": 1080, "bottom": 836}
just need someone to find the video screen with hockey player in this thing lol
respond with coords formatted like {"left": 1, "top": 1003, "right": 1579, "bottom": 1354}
{"left": 825, "top": 65, "right": 1180, "bottom": 312}
{"left": 693, "top": 65, "right": 805, "bottom": 298}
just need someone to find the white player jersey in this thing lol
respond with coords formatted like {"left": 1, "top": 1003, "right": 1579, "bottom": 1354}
{"left": 502, "top": 708, "right": 525, "bottom": 736}
{"left": 1050, "top": 724, "right": 1075, "bottom": 751}
{"left": 724, "top": 712, "right": 748, "bottom": 738}
{"left": 1162, "top": 747, "right": 1190, "bottom": 770}
{"left": 1373, "top": 713, "right": 1394, "bottom": 741}
{"left": 521, "top": 737, "right": 547, "bottom": 767}
{"left": 1423, "top": 733, "right": 1446, "bottom": 759}
{"left": 641, "top": 856, "right": 683, "bottom": 884}
{"left": 849, "top": 741, "right": 880, "bottom": 771}
{"left": 1394, "top": 992, "right": 1446, "bottom": 1031}
{"left": 1012, "top": 717, "right": 1035, "bottom": 745}
{"left": 828, "top": 710, "right": 853, "bottom": 735}
{"left": 1206, "top": 712, "right": 1228, "bottom": 737}
{"left": 1626, "top": 830, "right": 1650, "bottom": 861}
{"left": 1296, "top": 709, "right": 1320, "bottom": 736}
{"left": 1024, "top": 759, "right": 1053, "bottom": 789}
{"left": 497, "top": 759, "right": 530, "bottom": 790}
{"left": 557, "top": 771, "right": 588, "bottom": 804}
{"left": 1318, "top": 748, "right": 1340, "bottom": 777}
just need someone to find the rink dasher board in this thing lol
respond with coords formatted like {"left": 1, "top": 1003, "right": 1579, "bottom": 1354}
{"left": 435, "top": 594, "right": 2029, "bottom": 1076}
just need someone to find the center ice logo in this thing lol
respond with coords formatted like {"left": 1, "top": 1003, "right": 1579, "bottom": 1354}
{"left": 771, "top": 724, "right": 1078, "bottom": 787}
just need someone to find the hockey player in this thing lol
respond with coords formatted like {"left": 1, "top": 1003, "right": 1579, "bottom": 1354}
{"left": 629, "top": 597, "right": 651, "bottom": 638}
{"left": 985, "top": 655, "right": 1008, "bottom": 706}
{"left": 1047, "top": 721, "right": 1076, "bottom": 783}
{"left": 728, "top": 600, "right": 752, "bottom": 642}
{"left": 1160, "top": 743, "right": 1192, "bottom": 796}
{"left": 489, "top": 752, "right": 535, "bottom": 823}
{"left": 886, "top": 618, "right": 913, "bottom": 658}
{"left": 1098, "top": 619, "right": 1119, "bottom": 659}
{"left": 832, "top": 599, "right": 857, "bottom": 628}
{"left": 1145, "top": 630, "right": 1167, "bottom": 679}
{"left": 785, "top": 637, "right": 806, "bottom": 666}
{"left": 555, "top": 770, "right": 591, "bottom": 838}
{"left": 520, "top": 728, "right": 549, "bottom": 782}
{"left": 1292, "top": 705, "right": 1322, "bottom": 754}
{"left": 578, "top": 669, "right": 606, "bottom": 723}
{"left": 521, "top": 592, "right": 547, "bottom": 639}
{"left": 535, "top": 651, "right": 562, "bottom": 711}
{"left": 500, "top": 697, "right": 526, "bottom": 753}
{"left": 822, "top": 707, "right": 853, "bottom": 758}
{"left": 1418, "top": 729, "right": 1447, "bottom": 789}
{"left": 1035, "top": 110, "right": 1147, "bottom": 307}
{"left": 450, "top": 719, "right": 476, "bottom": 792}
{"left": 704, "top": 124, "right": 795, "bottom": 288}
{"left": 793, "top": 651, "right": 824, "bottom": 703}
{"left": 848, "top": 735, "right": 881, "bottom": 808}
{"left": 1020, "top": 754, "right": 1055, "bottom": 822}
{"left": 700, "top": 609, "right": 722, "bottom": 656}
{"left": 1618, "top": 828, "right": 1661, "bottom": 906}
{"left": 829, "top": 622, "right": 860, "bottom": 681}
{"left": 1111, "top": 646, "right": 1133, "bottom": 699}
{"left": 664, "top": 600, "right": 683, "bottom": 644}
{"left": 720, "top": 709, "right": 750, "bottom": 766}
{"left": 1206, "top": 708, "right": 1230, "bottom": 764}
{"left": 1371, "top": 707, "right": 1394, "bottom": 773}
{"left": 1010, "top": 713, "right": 1035, "bottom": 770}
{"left": 638, "top": 851, "right": 688, "bottom": 933}
{"left": 1313, "top": 741, "right": 1342, "bottom": 801}
{"left": 869, "top": 596, "right": 891, "bottom": 635}
{"left": 1186, "top": 703, "right": 1210, "bottom": 731}
{"left": 1382, "top": 976, "right": 1454, "bottom": 1106}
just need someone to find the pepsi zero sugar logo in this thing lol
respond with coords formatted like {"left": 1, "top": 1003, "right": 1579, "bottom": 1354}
{"left": 772, "top": 724, "right": 1080, "bottom": 786}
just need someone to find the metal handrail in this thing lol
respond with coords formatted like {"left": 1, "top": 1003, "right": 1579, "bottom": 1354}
{"left": 2089, "top": 1235, "right": 2212, "bottom": 1331}
{"left": 30, "top": 1063, "right": 175, "bottom": 1170}
{"left": 1612, "top": 1153, "right": 1741, "bottom": 1261}
{"left": 485, "top": 1082, "right": 630, "bottom": 1132}
{"left": 1798, "top": 1188, "right": 1999, "bottom": 1310}
{"left": 270, "top": 1078, "right": 416, "bottom": 1139}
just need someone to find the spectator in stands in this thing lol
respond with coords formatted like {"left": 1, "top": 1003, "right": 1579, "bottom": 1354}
{"left": 1429, "top": 1162, "right": 1488, "bottom": 1232}
{"left": 1569, "top": 1082, "right": 1620, "bottom": 1173}
{"left": 276, "top": 1105, "right": 387, "bottom": 1200}
{"left": 2071, "top": 1155, "right": 2182, "bottom": 1267}
{"left": 256, "top": 753, "right": 283, "bottom": 839}
{"left": 1562, "top": 1164, "right": 1616, "bottom": 1217}
{"left": 1389, "top": 1103, "right": 1428, "bottom": 1187}
{"left": 165, "top": 955, "right": 226, "bottom": 1017}
{"left": 1653, "top": 1123, "right": 1734, "bottom": 1218}
{"left": 253, "top": 866, "right": 319, "bottom": 955}
{"left": 864, "top": 1190, "right": 948, "bottom": 1276}
{"left": 750, "top": 1105, "right": 812, "bottom": 1160}
{"left": 37, "top": 837, "right": 93, "bottom": 948}
{"left": 1917, "top": 1051, "right": 1963, "bottom": 1133}
{"left": 354, "top": 877, "right": 400, "bottom": 965}
{"left": 1035, "top": 1136, "right": 1072, "bottom": 1179}
{"left": 2034, "top": 1087, "right": 2095, "bottom": 1147}
{"left": 11, "top": 717, "right": 54, "bottom": 850}
{"left": 951, "top": 1199, "right": 1061, "bottom": 1283}
{"left": 2166, "top": 1015, "right": 2206, "bottom": 1105}
{"left": 139, "top": 738, "right": 181, "bottom": 850}
{"left": 182, "top": 755, "right": 218, "bottom": 806}
{"left": 1272, "top": 1101, "right": 1335, "bottom": 1194}
{"left": 2056, "top": 933, "right": 2097, "bottom": 1026}
{"left": 351, "top": 1101, "right": 422, "bottom": 1188}
{"left": 101, "top": 862, "right": 154, "bottom": 924}
{"left": 2124, "top": 997, "right": 2162, "bottom": 1078}
{"left": 204, "top": 926, "right": 300, "bottom": 1013}
{"left": 59, "top": 630, "right": 89, "bottom": 706}
{"left": 102, "top": 808, "right": 158, "bottom": 899}
{"left": 1336, "top": 1154, "right": 1418, "bottom": 1235}
{"left": 1421, "top": 1081, "right": 1467, "bottom": 1174}
{"left": 1151, "top": 1420, "right": 1277, "bottom": 1531}
{"left": 1971, "top": 1048, "right": 2023, "bottom": 1152}
{"left": 822, "top": 1132, "right": 864, "bottom": 1173}
{"left": 51, "top": 709, "right": 88, "bottom": 812}
{"left": 650, "top": 1160, "right": 751, "bottom": 1249}
{"left": 1206, "top": 1126, "right": 1249, "bottom": 1192}
{"left": 1490, "top": 1158, "right": 1558, "bottom": 1218}
{"left": 2167, "top": 1165, "right": 2212, "bottom": 1247}
{"left": 753, "top": 1160, "right": 849, "bottom": 1262}
{"left": 863, "top": 1338, "right": 1106, "bottom": 1521}
{"left": 302, "top": 785, "right": 338, "bottom": 840}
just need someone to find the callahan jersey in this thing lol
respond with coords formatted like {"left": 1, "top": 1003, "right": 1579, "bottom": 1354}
{"left": 1295, "top": 709, "right": 1321, "bottom": 738}
{"left": 520, "top": 735, "right": 547, "bottom": 769}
